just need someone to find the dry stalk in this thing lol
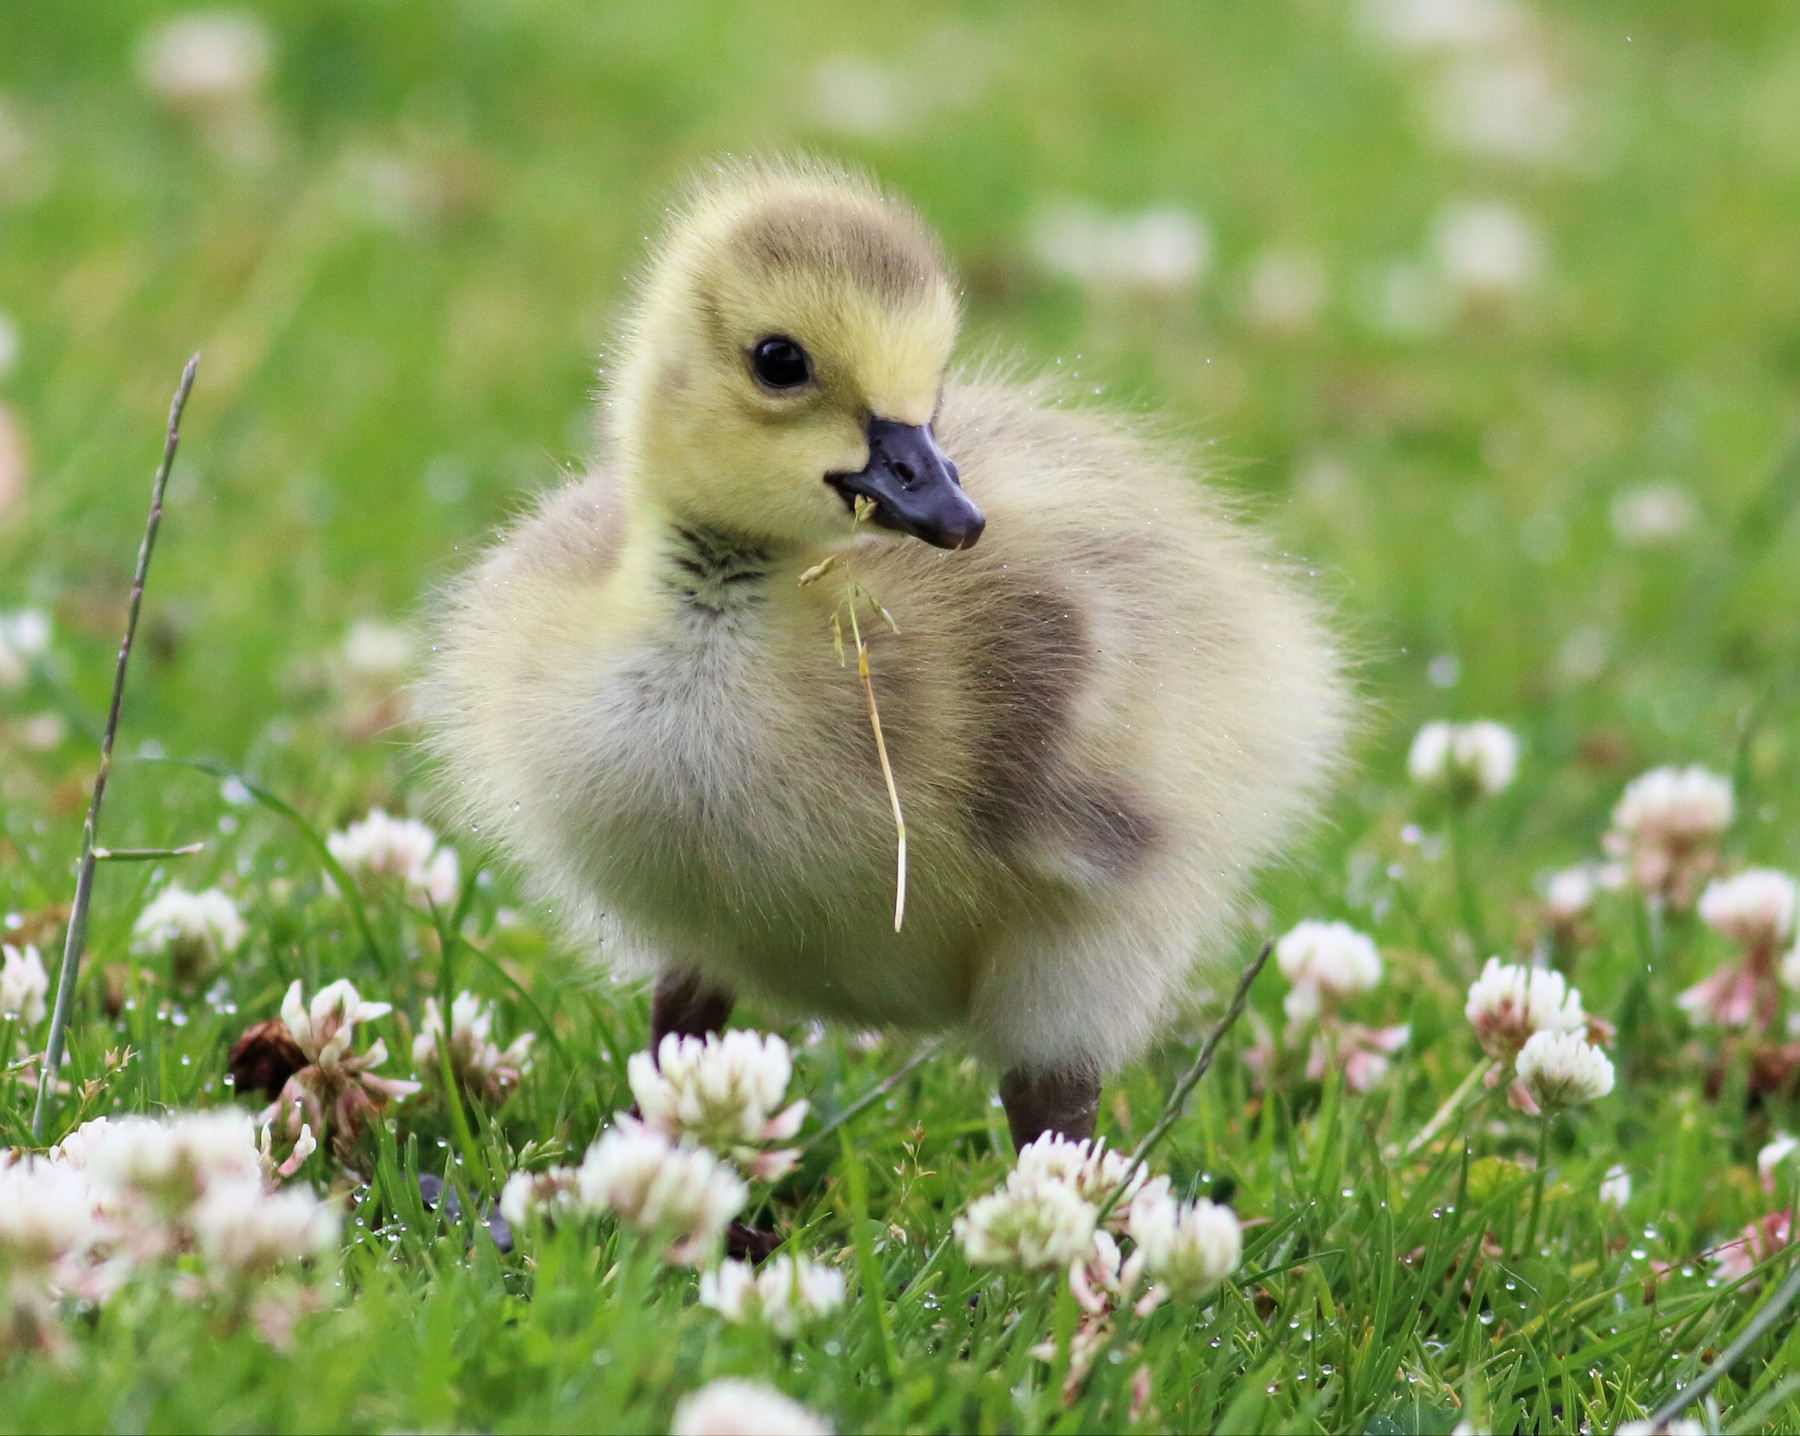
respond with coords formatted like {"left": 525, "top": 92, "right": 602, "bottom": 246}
{"left": 32, "top": 354, "right": 200, "bottom": 1141}
{"left": 801, "top": 499, "right": 909, "bottom": 932}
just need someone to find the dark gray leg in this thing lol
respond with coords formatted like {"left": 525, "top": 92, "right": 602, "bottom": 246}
{"left": 650, "top": 969, "right": 735, "bottom": 1054}
{"left": 1000, "top": 1063, "right": 1102, "bottom": 1151}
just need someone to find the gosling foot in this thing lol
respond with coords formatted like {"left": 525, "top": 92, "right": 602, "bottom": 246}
{"left": 999, "top": 1062, "right": 1102, "bottom": 1151}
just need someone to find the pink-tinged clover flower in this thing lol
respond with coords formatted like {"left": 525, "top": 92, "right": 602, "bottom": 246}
{"left": 628, "top": 1031, "right": 806, "bottom": 1179}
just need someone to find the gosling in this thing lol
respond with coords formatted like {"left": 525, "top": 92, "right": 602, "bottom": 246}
{"left": 423, "top": 159, "right": 1350, "bottom": 1149}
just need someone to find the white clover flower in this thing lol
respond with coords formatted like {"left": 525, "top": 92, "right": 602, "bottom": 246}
{"left": 956, "top": 1175, "right": 1097, "bottom": 1272}
{"left": 136, "top": 10, "right": 273, "bottom": 109}
{"left": 1276, "top": 920, "right": 1382, "bottom": 1025}
{"left": 575, "top": 1120, "right": 746, "bottom": 1266}
{"left": 131, "top": 884, "right": 247, "bottom": 976}
{"left": 1616, "top": 1419, "right": 1706, "bottom": 1436}
{"left": 85, "top": 1109, "right": 262, "bottom": 1212}
{"left": 808, "top": 55, "right": 910, "bottom": 141}
{"left": 628, "top": 1031, "right": 807, "bottom": 1179}
{"left": 671, "top": 1379, "right": 832, "bottom": 1436}
{"left": 1243, "top": 248, "right": 1328, "bottom": 334}
{"left": 0, "top": 608, "right": 51, "bottom": 690}
{"left": 1611, "top": 484, "right": 1698, "bottom": 547}
{"left": 1758, "top": 1133, "right": 1799, "bottom": 1188}
{"left": 0, "top": 1157, "right": 103, "bottom": 1269}
{"left": 1516, "top": 1030, "right": 1614, "bottom": 1111}
{"left": 340, "top": 619, "right": 414, "bottom": 677}
{"left": 413, "top": 991, "right": 534, "bottom": 1105}
{"left": 1407, "top": 720, "right": 1518, "bottom": 797}
{"left": 1544, "top": 867, "right": 1597, "bottom": 924}
{"left": 1030, "top": 201, "right": 1211, "bottom": 292}
{"left": 190, "top": 1181, "right": 339, "bottom": 1281}
{"left": 1605, "top": 766, "right": 1733, "bottom": 906}
{"left": 1355, "top": 0, "right": 1530, "bottom": 56}
{"left": 1, "top": 942, "right": 49, "bottom": 1025}
{"left": 1599, "top": 1165, "right": 1631, "bottom": 1210}
{"left": 1127, "top": 1187, "right": 1242, "bottom": 1302}
{"left": 1012, "top": 1133, "right": 1162, "bottom": 1231}
{"left": 1464, "top": 958, "right": 1586, "bottom": 1062}
{"left": 498, "top": 1165, "right": 581, "bottom": 1233}
{"left": 698, "top": 1254, "right": 846, "bottom": 1338}
{"left": 1432, "top": 201, "right": 1545, "bottom": 302}
{"left": 1424, "top": 53, "right": 1576, "bottom": 166}
{"left": 1698, "top": 870, "right": 1798, "bottom": 955}
{"left": 0, "top": 312, "right": 17, "bottom": 381}
{"left": 326, "top": 809, "right": 460, "bottom": 908}
{"left": 282, "top": 977, "right": 392, "bottom": 1071}
{"left": 48, "top": 1117, "right": 116, "bottom": 1170}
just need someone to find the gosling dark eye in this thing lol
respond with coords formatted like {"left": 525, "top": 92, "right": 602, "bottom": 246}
{"left": 750, "top": 335, "right": 812, "bottom": 390}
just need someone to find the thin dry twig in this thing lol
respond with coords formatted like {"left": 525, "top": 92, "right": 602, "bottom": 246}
{"left": 1093, "top": 939, "right": 1274, "bottom": 1228}
{"left": 32, "top": 353, "right": 200, "bottom": 1142}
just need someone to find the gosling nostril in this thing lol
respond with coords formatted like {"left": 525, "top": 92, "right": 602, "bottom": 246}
{"left": 891, "top": 459, "right": 918, "bottom": 488}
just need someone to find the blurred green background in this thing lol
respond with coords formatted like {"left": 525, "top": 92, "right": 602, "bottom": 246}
{"left": 3, "top": 0, "right": 1799, "bottom": 897}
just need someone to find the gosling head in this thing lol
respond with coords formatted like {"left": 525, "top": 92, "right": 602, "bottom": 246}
{"left": 611, "top": 160, "right": 984, "bottom": 552}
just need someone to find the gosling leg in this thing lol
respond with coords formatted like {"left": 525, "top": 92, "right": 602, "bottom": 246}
{"left": 999, "top": 1063, "right": 1102, "bottom": 1151}
{"left": 650, "top": 968, "right": 735, "bottom": 1053}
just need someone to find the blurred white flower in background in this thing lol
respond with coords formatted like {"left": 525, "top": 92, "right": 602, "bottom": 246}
{"left": 1465, "top": 958, "right": 1587, "bottom": 1062}
{"left": 1599, "top": 1165, "right": 1631, "bottom": 1209}
{"left": 1355, "top": 0, "right": 1531, "bottom": 56}
{"left": 1610, "top": 484, "right": 1698, "bottom": 547}
{"left": 956, "top": 1171, "right": 1098, "bottom": 1272}
{"left": 1698, "top": 870, "right": 1797, "bottom": 955}
{"left": 1030, "top": 201, "right": 1211, "bottom": 293}
{"left": 136, "top": 10, "right": 272, "bottom": 111}
{"left": 1, "top": 942, "right": 49, "bottom": 1026}
{"left": 671, "top": 1379, "right": 832, "bottom": 1436}
{"left": 1432, "top": 201, "right": 1545, "bottom": 302}
{"left": 0, "top": 608, "right": 51, "bottom": 690}
{"left": 1424, "top": 53, "right": 1576, "bottom": 165}
{"left": 1758, "top": 1132, "right": 1798, "bottom": 1190}
{"left": 1408, "top": 720, "right": 1519, "bottom": 798}
{"left": 1604, "top": 765, "right": 1733, "bottom": 908}
{"left": 1515, "top": 1030, "right": 1614, "bottom": 1110}
{"left": 808, "top": 55, "right": 909, "bottom": 140}
{"left": 1242, "top": 248, "right": 1329, "bottom": 334}
{"left": 1276, "top": 919, "right": 1383, "bottom": 1024}
{"left": 1361, "top": 257, "right": 1452, "bottom": 338}
{"left": 413, "top": 991, "right": 534, "bottom": 1105}
{"left": 698, "top": 1254, "right": 846, "bottom": 1337}
{"left": 575, "top": 1120, "right": 747, "bottom": 1266}
{"left": 0, "top": 312, "right": 18, "bottom": 380}
{"left": 191, "top": 1182, "right": 338, "bottom": 1281}
{"left": 326, "top": 809, "right": 460, "bottom": 908}
{"left": 1544, "top": 866, "right": 1597, "bottom": 925}
{"left": 131, "top": 884, "right": 247, "bottom": 978}
{"left": 1126, "top": 1187, "right": 1243, "bottom": 1302}
{"left": 340, "top": 618, "right": 414, "bottom": 677}
{"left": 628, "top": 1031, "right": 807, "bottom": 1179}
{"left": 497, "top": 1165, "right": 581, "bottom": 1232}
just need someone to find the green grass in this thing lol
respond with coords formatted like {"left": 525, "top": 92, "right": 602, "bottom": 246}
{"left": 5, "top": 1, "right": 1800, "bottom": 1430}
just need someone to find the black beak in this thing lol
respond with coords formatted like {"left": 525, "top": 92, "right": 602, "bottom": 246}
{"left": 828, "top": 419, "right": 985, "bottom": 551}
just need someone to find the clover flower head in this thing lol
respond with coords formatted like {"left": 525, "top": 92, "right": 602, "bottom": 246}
{"left": 1127, "top": 1187, "right": 1242, "bottom": 1302}
{"left": 575, "top": 1120, "right": 746, "bottom": 1266}
{"left": 1544, "top": 867, "right": 1597, "bottom": 925}
{"left": 956, "top": 1173, "right": 1097, "bottom": 1272}
{"left": 1277, "top": 920, "right": 1382, "bottom": 1025}
{"left": 698, "top": 1255, "right": 847, "bottom": 1338}
{"left": 1515, "top": 1030, "right": 1614, "bottom": 1111}
{"left": 131, "top": 884, "right": 247, "bottom": 979}
{"left": 1407, "top": 720, "right": 1518, "bottom": 798}
{"left": 498, "top": 1165, "right": 581, "bottom": 1233}
{"left": 1758, "top": 1133, "right": 1799, "bottom": 1190}
{"left": 1605, "top": 765, "right": 1733, "bottom": 905}
{"left": 282, "top": 978, "right": 391, "bottom": 1071}
{"left": 136, "top": 11, "right": 273, "bottom": 109}
{"left": 671, "top": 1379, "right": 832, "bottom": 1436}
{"left": 0, "top": 942, "right": 49, "bottom": 1026}
{"left": 413, "top": 991, "right": 534, "bottom": 1105}
{"left": 0, "top": 1157, "right": 103, "bottom": 1271}
{"left": 1599, "top": 1165, "right": 1632, "bottom": 1210}
{"left": 1012, "top": 1132, "right": 1162, "bottom": 1231}
{"left": 1698, "top": 870, "right": 1797, "bottom": 955}
{"left": 1464, "top": 958, "right": 1586, "bottom": 1061}
{"left": 326, "top": 810, "right": 460, "bottom": 908}
{"left": 190, "top": 1182, "right": 338, "bottom": 1282}
{"left": 627, "top": 1031, "right": 806, "bottom": 1179}
{"left": 0, "top": 608, "right": 51, "bottom": 690}
{"left": 85, "top": 1109, "right": 262, "bottom": 1212}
